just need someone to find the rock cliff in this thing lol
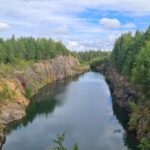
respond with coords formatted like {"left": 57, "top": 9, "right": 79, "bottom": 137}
{"left": 97, "top": 64, "right": 139, "bottom": 110}
{"left": 0, "top": 55, "right": 89, "bottom": 149}
{"left": 0, "top": 55, "right": 89, "bottom": 125}
{"left": 15, "top": 55, "right": 84, "bottom": 93}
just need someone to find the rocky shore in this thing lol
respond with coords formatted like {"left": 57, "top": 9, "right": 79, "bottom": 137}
{"left": 97, "top": 64, "right": 150, "bottom": 142}
{"left": 97, "top": 64, "right": 139, "bottom": 110}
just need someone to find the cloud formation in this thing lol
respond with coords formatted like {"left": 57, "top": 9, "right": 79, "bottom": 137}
{"left": 0, "top": 0, "right": 149, "bottom": 50}
{"left": 99, "top": 18, "right": 136, "bottom": 29}
{"left": 99, "top": 18, "right": 121, "bottom": 29}
{"left": 0, "top": 22, "right": 10, "bottom": 31}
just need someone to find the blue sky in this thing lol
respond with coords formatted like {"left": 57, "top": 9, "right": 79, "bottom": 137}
{"left": 0, "top": 0, "right": 150, "bottom": 51}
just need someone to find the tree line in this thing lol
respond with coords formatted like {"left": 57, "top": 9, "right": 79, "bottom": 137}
{"left": 111, "top": 26, "right": 150, "bottom": 94}
{"left": 72, "top": 50, "right": 111, "bottom": 63}
{"left": 0, "top": 35, "right": 69, "bottom": 64}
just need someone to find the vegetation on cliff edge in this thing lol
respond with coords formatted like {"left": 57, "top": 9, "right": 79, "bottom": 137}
{"left": 111, "top": 26, "right": 150, "bottom": 146}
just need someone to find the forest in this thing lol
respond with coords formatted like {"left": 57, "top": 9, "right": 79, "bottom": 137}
{"left": 111, "top": 26, "right": 150, "bottom": 95}
{"left": 72, "top": 50, "right": 111, "bottom": 63}
{"left": 0, "top": 35, "right": 69, "bottom": 64}
{"left": 110, "top": 26, "right": 150, "bottom": 148}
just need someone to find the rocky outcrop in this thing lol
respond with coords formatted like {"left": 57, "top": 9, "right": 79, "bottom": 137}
{"left": 0, "top": 79, "right": 29, "bottom": 124}
{"left": 15, "top": 55, "right": 86, "bottom": 93}
{"left": 97, "top": 64, "right": 139, "bottom": 110}
{"left": 0, "top": 56, "right": 89, "bottom": 125}
{"left": 0, "top": 55, "right": 89, "bottom": 149}
{"left": 97, "top": 64, "right": 150, "bottom": 143}
{"left": 0, "top": 124, "right": 6, "bottom": 150}
{"left": 0, "top": 132, "right": 5, "bottom": 150}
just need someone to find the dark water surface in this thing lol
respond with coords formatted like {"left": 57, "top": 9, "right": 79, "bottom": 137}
{"left": 3, "top": 72, "right": 138, "bottom": 150}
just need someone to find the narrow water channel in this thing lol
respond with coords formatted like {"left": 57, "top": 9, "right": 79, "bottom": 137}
{"left": 3, "top": 72, "right": 138, "bottom": 150}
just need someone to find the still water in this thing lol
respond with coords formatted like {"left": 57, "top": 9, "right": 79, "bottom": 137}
{"left": 3, "top": 72, "right": 138, "bottom": 150}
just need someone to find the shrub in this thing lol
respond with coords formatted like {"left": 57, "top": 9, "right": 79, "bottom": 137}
{"left": 128, "top": 101, "right": 141, "bottom": 130}
{"left": 25, "top": 87, "right": 33, "bottom": 99}
{"left": 90, "top": 57, "right": 109, "bottom": 70}
{"left": 48, "top": 133, "right": 79, "bottom": 150}
{"left": 138, "top": 138, "right": 150, "bottom": 150}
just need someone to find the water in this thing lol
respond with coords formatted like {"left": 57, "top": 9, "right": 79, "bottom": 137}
{"left": 3, "top": 72, "right": 138, "bottom": 150}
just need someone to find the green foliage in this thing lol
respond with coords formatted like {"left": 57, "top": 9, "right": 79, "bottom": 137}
{"left": 25, "top": 87, "right": 33, "bottom": 99}
{"left": 0, "top": 60, "right": 34, "bottom": 75}
{"left": 128, "top": 101, "right": 141, "bottom": 130}
{"left": 111, "top": 31, "right": 144, "bottom": 76}
{"left": 72, "top": 50, "right": 111, "bottom": 63}
{"left": 49, "top": 133, "right": 79, "bottom": 150}
{"left": 111, "top": 26, "right": 150, "bottom": 94}
{"left": 90, "top": 57, "right": 107, "bottom": 70}
{"left": 0, "top": 83, "right": 16, "bottom": 103}
{"left": 0, "top": 36, "right": 69, "bottom": 64}
{"left": 132, "top": 41, "right": 150, "bottom": 91}
{"left": 138, "top": 138, "right": 150, "bottom": 150}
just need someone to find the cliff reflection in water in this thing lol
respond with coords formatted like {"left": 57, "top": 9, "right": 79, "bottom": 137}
{"left": 7, "top": 78, "right": 78, "bottom": 134}
{"left": 3, "top": 72, "right": 139, "bottom": 150}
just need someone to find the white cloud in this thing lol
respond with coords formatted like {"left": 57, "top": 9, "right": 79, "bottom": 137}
{"left": 99, "top": 18, "right": 136, "bottom": 29}
{"left": 121, "top": 23, "right": 136, "bottom": 29}
{"left": 0, "top": 0, "right": 148, "bottom": 51}
{"left": 52, "top": 25, "right": 69, "bottom": 35}
{"left": 67, "top": 41, "right": 85, "bottom": 51}
{"left": 0, "top": 22, "right": 10, "bottom": 31}
{"left": 99, "top": 18, "right": 121, "bottom": 29}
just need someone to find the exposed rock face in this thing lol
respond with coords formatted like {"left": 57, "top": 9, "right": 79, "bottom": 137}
{"left": 0, "top": 132, "right": 5, "bottom": 150}
{"left": 0, "top": 79, "right": 29, "bottom": 124}
{"left": 0, "top": 56, "right": 88, "bottom": 125}
{"left": 97, "top": 64, "right": 139, "bottom": 110}
{"left": 97, "top": 64, "right": 150, "bottom": 142}
{"left": 15, "top": 55, "right": 84, "bottom": 93}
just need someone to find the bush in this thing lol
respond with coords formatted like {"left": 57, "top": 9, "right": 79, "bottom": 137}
{"left": 128, "top": 101, "right": 141, "bottom": 130}
{"left": 48, "top": 133, "right": 79, "bottom": 150}
{"left": 90, "top": 57, "right": 109, "bottom": 70}
{"left": 25, "top": 87, "right": 33, "bottom": 99}
{"left": 138, "top": 138, "right": 150, "bottom": 150}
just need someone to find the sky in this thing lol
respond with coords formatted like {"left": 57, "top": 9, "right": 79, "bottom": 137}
{"left": 0, "top": 0, "right": 150, "bottom": 51}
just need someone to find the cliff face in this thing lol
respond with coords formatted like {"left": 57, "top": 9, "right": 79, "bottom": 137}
{"left": 0, "top": 79, "right": 29, "bottom": 124}
{"left": 97, "top": 64, "right": 150, "bottom": 142}
{"left": 0, "top": 56, "right": 88, "bottom": 125}
{"left": 97, "top": 64, "right": 139, "bottom": 110}
{"left": 15, "top": 55, "right": 84, "bottom": 93}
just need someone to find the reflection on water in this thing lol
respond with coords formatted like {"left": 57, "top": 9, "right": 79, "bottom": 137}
{"left": 3, "top": 72, "right": 138, "bottom": 150}
{"left": 112, "top": 101, "right": 139, "bottom": 150}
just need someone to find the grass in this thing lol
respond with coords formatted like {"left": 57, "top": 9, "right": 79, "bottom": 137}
{"left": 0, "top": 83, "right": 16, "bottom": 103}
{"left": 0, "top": 60, "right": 34, "bottom": 75}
